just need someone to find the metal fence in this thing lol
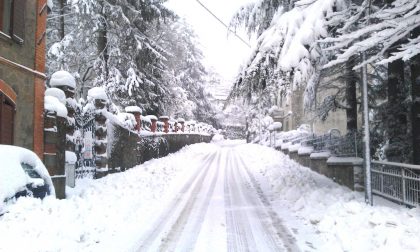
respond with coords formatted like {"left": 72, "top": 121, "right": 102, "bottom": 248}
{"left": 74, "top": 111, "right": 96, "bottom": 179}
{"left": 371, "top": 161, "right": 420, "bottom": 207}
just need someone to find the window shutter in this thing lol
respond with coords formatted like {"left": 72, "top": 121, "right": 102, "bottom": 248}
{"left": 12, "top": 0, "right": 26, "bottom": 44}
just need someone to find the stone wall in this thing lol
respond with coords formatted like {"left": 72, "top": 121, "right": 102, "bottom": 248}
{"left": 108, "top": 123, "right": 212, "bottom": 172}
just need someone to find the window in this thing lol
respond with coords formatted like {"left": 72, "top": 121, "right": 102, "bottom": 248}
{"left": 0, "top": 0, "right": 12, "bottom": 35}
{"left": 0, "top": 92, "right": 15, "bottom": 145}
{"left": 0, "top": 0, "right": 26, "bottom": 44}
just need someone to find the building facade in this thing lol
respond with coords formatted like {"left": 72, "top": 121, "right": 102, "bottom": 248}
{"left": 0, "top": 0, "right": 48, "bottom": 158}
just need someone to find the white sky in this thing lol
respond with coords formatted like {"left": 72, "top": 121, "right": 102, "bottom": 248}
{"left": 165, "top": 0, "right": 256, "bottom": 83}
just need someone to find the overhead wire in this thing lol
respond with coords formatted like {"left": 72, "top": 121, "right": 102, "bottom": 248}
{"left": 194, "top": 0, "right": 251, "bottom": 48}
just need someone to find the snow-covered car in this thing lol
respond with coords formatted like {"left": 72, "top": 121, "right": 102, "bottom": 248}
{"left": 0, "top": 145, "right": 55, "bottom": 214}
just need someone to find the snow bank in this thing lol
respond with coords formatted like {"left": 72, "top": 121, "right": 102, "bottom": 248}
{"left": 0, "top": 145, "right": 55, "bottom": 203}
{"left": 44, "top": 96, "right": 68, "bottom": 117}
{"left": 50, "top": 70, "right": 76, "bottom": 89}
{"left": 0, "top": 143, "right": 218, "bottom": 251}
{"left": 235, "top": 144, "right": 420, "bottom": 251}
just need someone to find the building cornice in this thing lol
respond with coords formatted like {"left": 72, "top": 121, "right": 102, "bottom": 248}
{"left": 0, "top": 56, "right": 46, "bottom": 80}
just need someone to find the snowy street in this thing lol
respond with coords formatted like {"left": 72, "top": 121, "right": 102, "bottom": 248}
{"left": 136, "top": 141, "right": 297, "bottom": 251}
{"left": 1, "top": 141, "right": 420, "bottom": 251}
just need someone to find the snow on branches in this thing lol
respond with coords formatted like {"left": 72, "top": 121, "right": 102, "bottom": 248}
{"left": 323, "top": 0, "right": 420, "bottom": 69}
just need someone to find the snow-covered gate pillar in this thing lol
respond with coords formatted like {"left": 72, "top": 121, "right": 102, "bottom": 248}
{"left": 94, "top": 98, "right": 108, "bottom": 178}
{"left": 43, "top": 110, "right": 66, "bottom": 199}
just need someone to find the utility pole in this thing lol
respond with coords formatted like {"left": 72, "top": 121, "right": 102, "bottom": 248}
{"left": 362, "top": 0, "right": 373, "bottom": 206}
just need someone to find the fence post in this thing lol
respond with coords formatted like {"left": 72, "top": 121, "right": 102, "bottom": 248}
{"left": 147, "top": 115, "right": 157, "bottom": 133}
{"left": 177, "top": 118, "right": 185, "bottom": 132}
{"left": 94, "top": 98, "right": 108, "bottom": 178}
{"left": 125, "top": 106, "right": 142, "bottom": 132}
{"left": 160, "top": 116, "right": 169, "bottom": 133}
{"left": 401, "top": 169, "right": 406, "bottom": 205}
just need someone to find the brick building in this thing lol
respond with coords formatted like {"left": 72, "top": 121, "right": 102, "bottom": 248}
{"left": 0, "top": 0, "right": 49, "bottom": 158}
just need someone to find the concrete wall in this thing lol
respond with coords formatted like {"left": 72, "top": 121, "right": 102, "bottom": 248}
{"left": 279, "top": 148, "right": 364, "bottom": 192}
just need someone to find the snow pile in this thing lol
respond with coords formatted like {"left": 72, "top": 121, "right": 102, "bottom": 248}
{"left": 268, "top": 122, "right": 282, "bottom": 131}
{"left": 125, "top": 106, "right": 142, "bottom": 113}
{"left": 45, "top": 88, "right": 66, "bottom": 103}
{"left": 116, "top": 112, "right": 137, "bottom": 130}
{"left": 0, "top": 145, "right": 55, "bottom": 203}
{"left": 0, "top": 143, "right": 217, "bottom": 251}
{"left": 145, "top": 115, "right": 158, "bottom": 121}
{"left": 44, "top": 95, "right": 68, "bottom": 118}
{"left": 50, "top": 70, "right": 76, "bottom": 89}
{"left": 87, "top": 87, "right": 108, "bottom": 101}
{"left": 211, "top": 134, "right": 225, "bottom": 143}
{"left": 65, "top": 151, "right": 77, "bottom": 165}
{"left": 235, "top": 144, "right": 420, "bottom": 251}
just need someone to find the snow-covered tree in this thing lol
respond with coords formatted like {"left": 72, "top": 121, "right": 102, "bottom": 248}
{"left": 46, "top": 0, "right": 218, "bottom": 125}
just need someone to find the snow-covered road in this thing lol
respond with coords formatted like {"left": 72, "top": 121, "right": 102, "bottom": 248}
{"left": 1, "top": 140, "right": 420, "bottom": 252}
{"left": 136, "top": 142, "right": 297, "bottom": 252}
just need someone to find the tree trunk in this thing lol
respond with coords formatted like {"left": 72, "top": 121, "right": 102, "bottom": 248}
{"left": 58, "top": 0, "right": 65, "bottom": 40}
{"left": 385, "top": 57, "right": 408, "bottom": 162}
{"left": 410, "top": 27, "right": 420, "bottom": 164}
{"left": 98, "top": 1, "right": 109, "bottom": 80}
{"left": 345, "top": 57, "right": 358, "bottom": 133}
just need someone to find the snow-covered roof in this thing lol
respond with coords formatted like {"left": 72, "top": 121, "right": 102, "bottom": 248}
{"left": 125, "top": 106, "right": 142, "bottom": 113}
{"left": 50, "top": 71, "right": 76, "bottom": 89}
{"left": 87, "top": 87, "right": 108, "bottom": 101}
{"left": 159, "top": 116, "right": 169, "bottom": 120}
{"left": 0, "top": 145, "right": 55, "bottom": 202}
{"left": 145, "top": 115, "right": 158, "bottom": 121}
{"left": 177, "top": 118, "right": 185, "bottom": 123}
{"left": 45, "top": 88, "right": 66, "bottom": 103}
{"left": 44, "top": 96, "right": 68, "bottom": 117}
{"left": 186, "top": 120, "right": 196, "bottom": 125}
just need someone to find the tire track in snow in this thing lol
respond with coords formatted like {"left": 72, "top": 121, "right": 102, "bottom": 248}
{"left": 182, "top": 148, "right": 223, "bottom": 251}
{"left": 235, "top": 151, "right": 299, "bottom": 252}
{"left": 158, "top": 149, "right": 221, "bottom": 251}
{"left": 225, "top": 149, "right": 257, "bottom": 252}
{"left": 136, "top": 150, "right": 218, "bottom": 251}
